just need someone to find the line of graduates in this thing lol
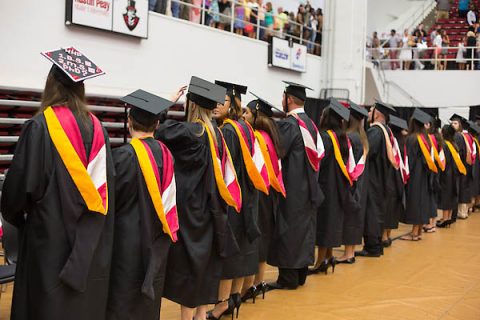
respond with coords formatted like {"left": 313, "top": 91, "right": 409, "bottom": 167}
{"left": 1, "top": 47, "right": 478, "bottom": 320}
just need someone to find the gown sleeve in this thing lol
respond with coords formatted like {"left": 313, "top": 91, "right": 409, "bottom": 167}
{"left": 1, "top": 119, "right": 50, "bottom": 227}
{"left": 112, "top": 147, "right": 137, "bottom": 213}
{"left": 367, "top": 126, "right": 382, "bottom": 159}
{"left": 277, "top": 119, "right": 298, "bottom": 158}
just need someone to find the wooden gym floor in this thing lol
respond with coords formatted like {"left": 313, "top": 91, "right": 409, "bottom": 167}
{"left": 2, "top": 212, "right": 480, "bottom": 319}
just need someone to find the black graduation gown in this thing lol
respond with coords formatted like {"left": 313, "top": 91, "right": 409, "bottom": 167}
{"left": 401, "top": 135, "right": 431, "bottom": 225}
{"left": 220, "top": 120, "right": 260, "bottom": 279}
{"left": 257, "top": 191, "right": 279, "bottom": 262}
{"left": 344, "top": 132, "right": 366, "bottom": 245}
{"left": 455, "top": 132, "right": 472, "bottom": 203}
{"left": 384, "top": 134, "right": 405, "bottom": 230}
{"left": 267, "top": 113, "right": 323, "bottom": 269}
{"left": 156, "top": 120, "right": 227, "bottom": 308}
{"left": 364, "top": 124, "right": 394, "bottom": 236}
{"left": 471, "top": 141, "right": 480, "bottom": 198}
{"left": 1, "top": 113, "right": 115, "bottom": 320}
{"left": 316, "top": 131, "right": 353, "bottom": 248}
{"left": 107, "top": 138, "right": 172, "bottom": 320}
{"left": 437, "top": 142, "right": 460, "bottom": 210}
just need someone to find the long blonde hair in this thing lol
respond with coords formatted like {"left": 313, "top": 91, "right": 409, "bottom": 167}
{"left": 347, "top": 116, "right": 370, "bottom": 156}
{"left": 187, "top": 101, "right": 217, "bottom": 146}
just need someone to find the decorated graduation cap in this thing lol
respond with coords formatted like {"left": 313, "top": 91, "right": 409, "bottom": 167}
{"left": 348, "top": 101, "right": 368, "bottom": 119}
{"left": 327, "top": 98, "right": 350, "bottom": 121}
{"left": 215, "top": 81, "right": 248, "bottom": 98}
{"left": 373, "top": 99, "right": 396, "bottom": 116}
{"left": 283, "top": 80, "right": 313, "bottom": 101}
{"left": 389, "top": 115, "right": 408, "bottom": 131}
{"left": 247, "top": 92, "right": 284, "bottom": 118}
{"left": 411, "top": 108, "right": 433, "bottom": 125}
{"left": 121, "top": 89, "right": 175, "bottom": 127}
{"left": 187, "top": 76, "right": 227, "bottom": 110}
{"left": 41, "top": 47, "right": 105, "bottom": 86}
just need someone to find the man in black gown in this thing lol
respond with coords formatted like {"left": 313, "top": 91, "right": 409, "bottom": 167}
{"left": 267, "top": 81, "right": 324, "bottom": 289}
{"left": 356, "top": 101, "right": 397, "bottom": 258}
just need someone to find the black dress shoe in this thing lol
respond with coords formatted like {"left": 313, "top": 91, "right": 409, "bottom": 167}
{"left": 336, "top": 257, "right": 356, "bottom": 264}
{"left": 354, "top": 250, "right": 382, "bottom": 257}
{"left": 382, "top": 240, "right": 391, "bottom": 248}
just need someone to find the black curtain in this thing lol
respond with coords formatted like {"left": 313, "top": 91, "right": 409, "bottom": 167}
{"left": 393, "top": 107, "right": 439, "bottom": 123}
{"left": 468, "top": 105, "right": 480, "bottom": 121}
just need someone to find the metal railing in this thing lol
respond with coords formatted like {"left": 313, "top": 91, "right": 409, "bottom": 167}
{"left": 165, "top": 0, "right": 322, "bottom": 55}
{"left": 366, "top": 46, "right": 480, "bottom": 70}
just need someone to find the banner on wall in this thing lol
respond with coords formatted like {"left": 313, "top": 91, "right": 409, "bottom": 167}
{"left": 268, "top": 37, "right": 307, "bottom": 73}
{"left": 66, "top": 0, "right": 148, "bottom": 38}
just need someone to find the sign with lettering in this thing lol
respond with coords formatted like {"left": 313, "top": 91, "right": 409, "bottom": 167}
{"left": 66, "top": 0, "right": 148, "bottom": 38}
{"left": 268, "top": 37, "right": 307, "bottom": 73}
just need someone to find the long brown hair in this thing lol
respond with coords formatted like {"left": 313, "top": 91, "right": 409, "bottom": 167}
{"left": 347, "top": 116, "right": 369, "bottom": 156}
{"left": 250, "top": 110, "right": 284, "bottom": 158}
{"left": 39, "top": 71, "right": 88, "bottom": 117}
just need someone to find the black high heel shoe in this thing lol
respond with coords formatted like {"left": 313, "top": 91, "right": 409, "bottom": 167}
{"left": 336, "top": 257, "right": 356, "bottom": 264}
{"left": 231, "top": 293, "right": 242, "bottom": 319}
{"left": 255, "top": 281, "right": 267, "bottom": 300}
{"left": 329, "top": 257, "right": 336, "bottom": 274}
{"left": 241, "top": 285, "right": 257, "bottom": 304}
{"left": 308, "top": 259, "right": 329, "bottom": 275}
{"left": 436, "top": 220, "right": 450, "bottom": 228}
{"left": 206, "top": 297, "right": 235, "bottom": 320}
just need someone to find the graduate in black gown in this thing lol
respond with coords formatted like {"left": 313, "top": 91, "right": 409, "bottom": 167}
{"left": 241, "top": 93, "right": 285, "bottom": 302}
{"left": 268, "top": 81, "right": 324, "bottom": 290}
{"left": 1, "top": 48, "right": 115, "bottom": 320}
{"left": 340, "top": 102, "right": 369, "bottom": 264}
{"left": 208, "top": 81, "right": 261, "bottom": 319}
{"left": 400, "top": 109, "right": 437, "bottom": 241}
{"left": 356, "top": 101, "right": 397, "bottom": 257}
{"left": 383, "top": 116, "right": 408, "bottom": 246}
{"left": 450, "top": 114, "right": 471, "bottom": 220}
{"left": 309, "top": 99, "right": 353, "bottom": 273}
{"left": 437, "top": 124, "right": 465, "bottom": 228}
{"left": 107, "top": 90, "right": 179, "bottom": 320}
{"left": 156, "top": 77, "right": 228, "bottom": 320}
{"left": 466, "top": 121, "right": 480, "bottom": 213}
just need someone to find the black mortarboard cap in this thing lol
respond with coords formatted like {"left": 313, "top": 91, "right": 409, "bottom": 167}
{"left": 187, "top": 76, "right": 227, "bottom": 110}
{"left": 411, "top": 108, "right": 433, "bottom": 125}
{"left": 247, "top": 92, "right": 284, "bottom": 117}
{"left": 374, "top": 99, "right": 396, "bottom": 116}
{"left": 328, "top": 98, "right": 350, "bottom": 121}
{"left": 348, "top": 101, "right": 368, "bottom": 119}
{"left": 449, "top": 113, "right": 468, "bottom": 128}
{"left": 283, "top": 80, "right": 313, "bottom": 101}
{"left": 467, "top": 120, "right": 480, "bottom": 133}
{"left": 121, "top": 89, "right": 175, "bottom": 127}
{"left": 389, "top": 115, "right": 408, "bottom": 131}
{"left": 41, "top": 47, "right": 104, "bottom": 85}
{"left": 215, "top": 81, "right": 248, "bottom": 97}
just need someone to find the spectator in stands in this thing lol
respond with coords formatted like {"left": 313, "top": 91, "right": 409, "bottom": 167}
{"left": 314, "top": 8, "right": 323, "bottom": 56}
{"left": 399, "top": 28, "right": 413, "bottom": 70}
{"left": 286, "top": 11, "right": 296, "bottom": 41}
{"left": 413, "top": 31, "right": 427, "bottom": 70}
{"left": 456, "top": 37, "right": 467, "bottom": 70}
{"left": 308, "top": 7, "right": 318, "bottom": 53}
{"left": 459, "top": 0, "right": 470, "bottom": 17}
{"left": 388, "top": 29, "right": 400, "bottom": 70}
{"left": 180, "top": 0, "right": 190, "bottom": 21}
{"left": 264, "top": 2, "right": 274, "bottom": 40}
{"left": 293, "top": 5, "right": 305, "bottom": 43}
{"left": 436, "top": 0, "right": 451, "bottom": 20}
{"left": 190, "top": 0, "right": 202, "bottom": 23}
{"left": 209, "top": 0, "right": 220, "bottom": 27}
{"left": 466, "top": 27, "right": 477, "bottom": 69}
{"left": 171, "top": 0, "right": 180, "bottom": 18}
{"left": 258, "top": 0, "right": 266, "bottom": 40}
{"left": 234, "top": 0, "right": 246, "bottom": 35}
{"left": 467, "top": 5, "right": 477, "bottom": 26}
{"left": 430, "top": 26, "right": 441, "bottom": 43}
{"left": 371, "top": 31, "right": 381, "bottom": 64}
{"left": 247, "top": 0, "right": 259, "bottom": 38}
{"left": 217, "top": 0, "right": 231, "bottom": 31}
{"left": 275, "top": 7, "right": 289, "bottom": 38}
{"left": 433, "top": 28, "right": 444, "bottom": 69}
{"left": 441, "top": 29, "right": 451, "bottom": 70}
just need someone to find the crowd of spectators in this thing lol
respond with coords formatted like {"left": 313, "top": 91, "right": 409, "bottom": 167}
{"left": 148, "top": 0, "right": 324, "bottom": 56}
{"left": 368, "top": 1, "right": 480, "bottom": 71}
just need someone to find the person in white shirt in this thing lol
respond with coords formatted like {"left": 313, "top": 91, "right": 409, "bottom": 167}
{"left": 388, "top": 29, "right": 400, "bottom": 70}
{"left": 433, "top": 30, "right": 444, "bottom": 69}
{"left": 467, "top": 8, "right": 477, "bottom": 26}
{"left": 456, "top": 37, "right": 467, "bottom": 70}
